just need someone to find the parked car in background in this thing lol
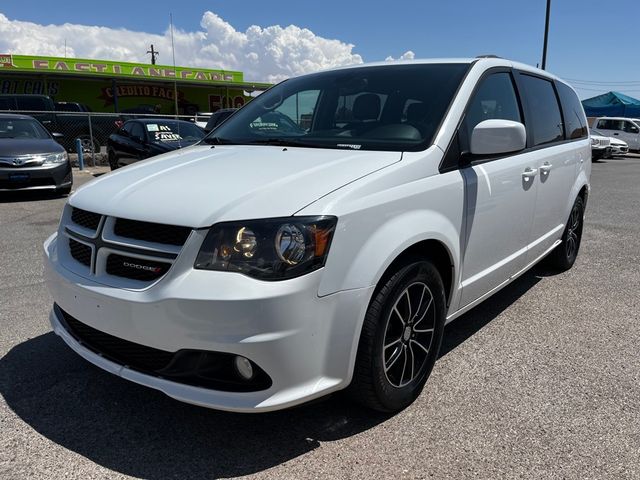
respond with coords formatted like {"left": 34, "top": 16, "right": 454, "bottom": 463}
{"left": 203, "top": 108, "right": 237, "bottom": 133}
{"left": 592, "top": 117, "right": 640, "bottom": 151}
{"left": 45, "top": 58, "right": 590, "bottom": 413}
{"left": 55, "top": 102, "right": 92, "bottom": 112}
{"left": 107, "top": 118, "right": 205, "bottom": 170}
{"left": 0, "top": 94, "right": 118, "bottom": 152}
{"left": 194, "top": 112, "right": 213, "bottom": 129}
{"left": 0, "top": 114, "right": 72, "bottom": 194}
{"left": 590, "top": 129, "right": 611, "bottom": 161}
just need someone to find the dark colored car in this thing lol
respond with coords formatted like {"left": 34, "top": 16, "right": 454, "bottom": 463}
{"left": 107, "top": 119, "right": 205, "bottom": 170}
{"left": 0, "top": 114, "right": 72, "bottom": 194}
{"left": 203, "top": 108, "right": 237, "bottom": 133}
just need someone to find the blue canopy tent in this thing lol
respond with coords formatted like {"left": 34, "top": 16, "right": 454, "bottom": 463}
{"left": 582, "top": 91, "right": 640, "bottom": 118}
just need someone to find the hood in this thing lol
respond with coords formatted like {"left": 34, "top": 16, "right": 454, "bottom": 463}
{"left": 71, "top": 145, "right": 401, "bottom": 227}
{"left": 0, "top": 138, "right": 65, "bottom": 156}
{"left": 150, "top": 139, "right": 201, "bottom": 153}
{"left": 608, "top": 137, "right": 628, "bottom": 147}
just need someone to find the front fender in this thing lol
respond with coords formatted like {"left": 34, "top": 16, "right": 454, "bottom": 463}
{"left": 318, "top": 209, "right": 461, "bottom": 298}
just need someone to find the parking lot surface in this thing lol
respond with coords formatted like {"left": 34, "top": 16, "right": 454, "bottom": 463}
{"left": 1, "top": 157, "right": 639, "bottom": 479}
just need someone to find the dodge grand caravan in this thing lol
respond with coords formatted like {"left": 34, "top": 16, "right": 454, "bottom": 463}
{"left": 44, "top": 58, "right": 591, "bottom": 413}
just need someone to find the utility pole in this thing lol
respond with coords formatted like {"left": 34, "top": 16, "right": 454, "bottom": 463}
{"left": 147, "top": 44, "right": 159, "bottom": 65}
{"left": 541, "top": 0, "right": 551, "bottom": 70}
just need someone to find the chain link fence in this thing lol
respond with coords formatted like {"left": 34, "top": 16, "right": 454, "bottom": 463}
{"left": 0, "top": 110, "right": 204, "bottom": 167}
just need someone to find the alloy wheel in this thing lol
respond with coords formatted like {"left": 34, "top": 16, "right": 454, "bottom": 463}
{"left": 382, "top": 281, "right": 436, "bottom": 388}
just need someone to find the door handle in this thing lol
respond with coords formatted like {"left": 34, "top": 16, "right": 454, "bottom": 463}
{"left": 540, "top": 162, "right": 552, "bottom": 174}
{"left": 613, "top": 133, "right": 619, "bottom": 135}
{"left": 522, "top": 167, "right": 538, "bottom": 181}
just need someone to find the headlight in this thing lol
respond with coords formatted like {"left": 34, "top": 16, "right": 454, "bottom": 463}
{"left": 590, "top": 137, "right": 599, "bottom": 146}
{"left": 194, "top": 216, "right": 337, "bottom": 280}
{"left": 43, "top": 152, "right": 68, "bottom": 164}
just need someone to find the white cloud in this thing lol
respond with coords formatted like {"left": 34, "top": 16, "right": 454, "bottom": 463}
{"left": 0, "top": 11, "right": 364, "bottom": 83}
{"left": 385, "top": 50, "right": 416, "bottom": 62}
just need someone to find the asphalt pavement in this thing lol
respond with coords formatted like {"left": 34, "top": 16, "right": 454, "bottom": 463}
{"left": 0, "top": 157, "right": 639, "bottom": 479}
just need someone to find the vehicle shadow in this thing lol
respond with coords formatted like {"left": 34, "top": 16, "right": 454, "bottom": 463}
{"left": 0, "top": 265, "right": 554, "bottom": 479}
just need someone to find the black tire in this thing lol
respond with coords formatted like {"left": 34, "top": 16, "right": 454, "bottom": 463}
{"left": 75, "top": 134, "right": 100, "bottom": 154}
{"left": 348, "top": 259, "right": 446, "bottom": 412}
{"left": 547, "top": 196, "right": 584, "bottom": 271}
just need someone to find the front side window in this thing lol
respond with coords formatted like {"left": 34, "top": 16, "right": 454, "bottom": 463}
{"left": 623, "top": 121, "right": 639, "bottom": 133}
{"left": 206, "top": 64, "right": 471, "bottom": 152}
{"left": 520, "top": 75, "right": 564, "bottom": 146}
{"left": 463, "top": 72, "right": 522, "bottom": 140}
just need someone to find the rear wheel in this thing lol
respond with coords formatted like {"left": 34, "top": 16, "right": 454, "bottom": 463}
{"left": 75, "top": 134, "right": 100, "bottom": 154}
{"left": 348, "top": 259, "right": 446, "bottom": 412}
{"left": 547, "top": 196, "right": 584, "bottom": 271}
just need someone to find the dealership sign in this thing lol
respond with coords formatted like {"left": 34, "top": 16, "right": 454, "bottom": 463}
{"left": 0, "top": 54, "right": 14, "bottom": 68}
{"left": 0, "top": 54, "right": 244, "bottom": 84}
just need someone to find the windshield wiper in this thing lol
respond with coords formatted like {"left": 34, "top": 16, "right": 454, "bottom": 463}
{"left": 246, "top": 138, "right": 318, "bottom": 148}
{"left": 201, "top": 136, "right": 237, "bottom": 145}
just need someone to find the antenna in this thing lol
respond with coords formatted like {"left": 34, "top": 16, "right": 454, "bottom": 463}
{"left": 169, "top": 14, "right": 179, "bottom": 117}
{"left": 146, "top": 44, "right": 159, "bottom": 65}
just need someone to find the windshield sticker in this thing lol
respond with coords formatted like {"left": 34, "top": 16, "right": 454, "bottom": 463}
{"left": 154, "top": 131, "right": 182, "bottom": 142}
{"left": 146, "top": 124, "right": 159, "bottom": 132}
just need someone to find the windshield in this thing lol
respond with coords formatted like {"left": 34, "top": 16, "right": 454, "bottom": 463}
{"left": 144, "top": 121, "right": 205, "bottom": 143}
{"left": 0, "top": 118, "right": 51, "bottom": 139}
{"left": 205, "top": 63, "right": 470, "bottom": 151}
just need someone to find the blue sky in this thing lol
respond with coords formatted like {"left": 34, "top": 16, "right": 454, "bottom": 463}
{"left": 2, "top": 0, "right": 640, "bottom": 98}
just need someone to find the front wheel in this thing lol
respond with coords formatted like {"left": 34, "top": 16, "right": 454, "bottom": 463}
{"left": 348, "top": 259, "right": 446, "bottom": 412}
{"left": 547, "top": 196, "right": 584, "bottom": 271}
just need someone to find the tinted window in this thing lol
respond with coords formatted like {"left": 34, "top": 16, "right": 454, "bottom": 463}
{"left": 597, "top": 119, "right": 619, "bottom": 130}
{"left": 520, "top": 75, "right": 564, "bottom": 146}
{"left": 16, "top": 96, "right": 48, "bottom": 111}
{"left": 557, "top": 82, "right": 588, "bottom": 139}
{"left": 129, "top": 123, "right": 145, "bottom": 141}
{"left": 464, "top": 72, "right": 521, "bottom": 139}
{"left": 208, "top": 64, "right": 471, "bottom": 151}
{"left": 0, "top": 97, "right": 16, "bottom": 110}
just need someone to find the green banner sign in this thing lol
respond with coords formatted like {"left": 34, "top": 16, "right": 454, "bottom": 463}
{"left": 0, "top": 54, "right": 245, "bottom": 84}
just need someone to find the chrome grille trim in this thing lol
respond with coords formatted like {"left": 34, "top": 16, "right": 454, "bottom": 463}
{"left": 60, "top": 205, "right": 193, "bottom": 288}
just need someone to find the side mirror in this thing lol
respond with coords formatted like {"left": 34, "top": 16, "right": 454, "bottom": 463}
{"left": 470, "top": 119, "right": 527, "bottom": 156}
{"left": 52, "top": 132, "right": 65, "bottom": 139}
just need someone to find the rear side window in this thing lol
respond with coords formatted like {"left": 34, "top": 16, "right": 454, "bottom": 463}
{"left": 556, "top": 82, "right": 588, "bottom": 140}
{"left": 16, "top": 96, "right": 48, "bottom": 111}
{"left": 597, "top": 119, "right": 622, "bottom": 131}
{"left": 520, "top": 75, "right": 564, "bottom": 146}
{"left": 463, "top": 72, "right": 521, "bottom": 139}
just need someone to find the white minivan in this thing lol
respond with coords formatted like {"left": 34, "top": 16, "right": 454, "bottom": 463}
{"left": 44, "top": 57, "right": 591, "bottom": 413}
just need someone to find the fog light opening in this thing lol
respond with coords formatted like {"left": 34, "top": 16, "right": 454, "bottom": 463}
{"left": 234, "top": 355, "right": 254, "bottom": 380}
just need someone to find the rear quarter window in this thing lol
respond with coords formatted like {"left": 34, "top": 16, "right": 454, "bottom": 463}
{"left": 556, "top": 82, "right": 588, "bottom": 140}
{"left": 519, "top": 74, "right": 564, "bottom": 146}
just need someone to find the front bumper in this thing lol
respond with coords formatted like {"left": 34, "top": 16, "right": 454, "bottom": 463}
{"left": 0, "top": 161, "right": 72, "bottom": 191}
{"left": 44, "top": 233, "right": 373, "bottom": 412}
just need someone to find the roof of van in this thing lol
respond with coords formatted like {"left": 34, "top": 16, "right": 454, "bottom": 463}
{"left": 312, "top": 57, "right": 564, "bottom": 83}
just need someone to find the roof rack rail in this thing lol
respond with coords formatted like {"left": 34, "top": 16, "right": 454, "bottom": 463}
{"left": 475, "top": 54, "right": 502, "bottom": 59}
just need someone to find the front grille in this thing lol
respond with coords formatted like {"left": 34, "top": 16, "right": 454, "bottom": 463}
{"left": 71, "top": 207, "right": 101, "bottom": 230}
{"left": 59, "top": 307, "right": 174, "bottom": 371}
{"left": 0, "top": 177, "right": 55, "bottom": 189}
{"left": 56, "top": 305, "right": 272, "bottom": 392}
{"left": 114, "top": 218, "right": 192, "bottom": 246}
{"left": 106, "top": 253, "right": 171, "bottom": 281}
{"left": 69, "top": 238, "right": 91, "bottom": 266}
